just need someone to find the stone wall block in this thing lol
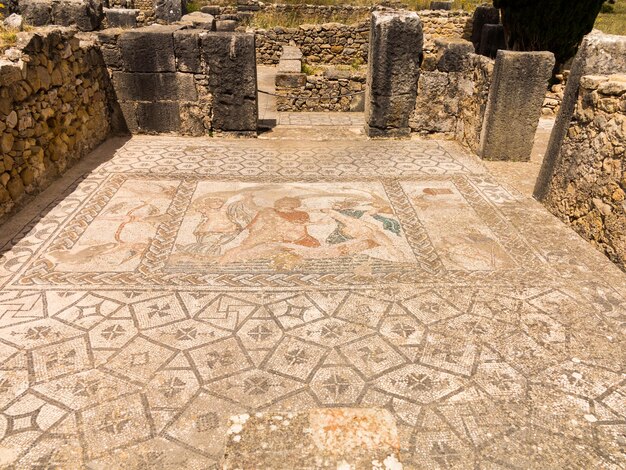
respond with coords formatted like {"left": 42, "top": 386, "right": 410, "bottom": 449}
{"left": 276, "top": 73, "right": 306, "bottom": 88}
{"left": 365, "top": 10, "right": 423, "bottom": 137}
{"left": 174, "top": 30, "right": 201, "bottom": 73}
{"left": 136, "top": 101, "right": 181, "bottom": 133}
{"left": 20, "top": 0, "right": 52, "bottom": 27}
{"left": 201, "top": 32, "right": 258, "bottom": 132}
{"left": 112, "top": 72, "right": 198, "bottom": 101}
{"left": 105, "top": 8, "right": 139, "bottom": 28}
{"left": 118, "top": 26, "right": 180, "bottom": 72}
{"left": 50, "top": 0, "right": 104, "bottom": 32}
{"left": 430, "top": 1, "right": 453, "bottom": 10}
{"left": 479, "top": 50, "right": 555, "bottom": 161}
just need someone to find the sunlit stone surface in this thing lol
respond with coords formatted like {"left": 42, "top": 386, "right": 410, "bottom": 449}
{"left": 0, "top": 135, "right": 624, "bottom": 468}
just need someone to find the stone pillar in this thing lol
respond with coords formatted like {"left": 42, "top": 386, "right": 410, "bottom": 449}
{"left": 479, "top": 50, "right": 554, "bottom": 161}
{"left": 478, "top": 24, "right": 505, "bottom": 59}
{"left": 365, "top": 10, "right": 423, "bottom": 138}
{"left": 201, "top": 32, "right": 258, "bottom": 133}
{"left": 471, "top": 5, "right": 500, "bottom": 52}
{"left": 534, "top": 32, "right": 626, "bottom": 200}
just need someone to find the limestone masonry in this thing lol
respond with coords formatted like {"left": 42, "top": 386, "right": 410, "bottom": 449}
{"left": 255, "top": 10, "right": 472, "bottom": 66}
{"left": 543, "top": 74, "right": 626, "bottom": 271}
{"left": 0, "top": 28, "right": 115, "bottom": 217}
{"left": 276, "top": 67, "right": 366, "bottom": 113}
{"left": 411, "top": 37, "right": 493, "bottom": 153}
{"left": 97, "top": 25, "right": 257, "bottom": 135}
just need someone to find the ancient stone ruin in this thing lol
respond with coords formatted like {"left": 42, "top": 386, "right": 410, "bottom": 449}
{"left": 0, "top": 1, "right": 625, "bottom": 468}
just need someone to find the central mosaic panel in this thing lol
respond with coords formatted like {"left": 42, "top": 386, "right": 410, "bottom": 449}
{"left": 169, "top": 181, "right": 416, "bottom": 270}
{"left": 11, "top": 173, "right": 542, "bottom": 288}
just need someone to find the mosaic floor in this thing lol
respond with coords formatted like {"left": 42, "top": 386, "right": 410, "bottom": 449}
{"left": 0, "top": 136, "right": 625, "bottom": 469}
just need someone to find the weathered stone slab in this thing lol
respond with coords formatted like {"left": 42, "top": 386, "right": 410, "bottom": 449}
{"left": 155, "top": 0, "right": 185, "bottom": 23}
{"left": 51, "top": 0, "right": 104, "bottom": 31}
{"left": 117, "top": 101, "right": 138, "bottom": 132}
{"left": 365, "top": 10, "right": 423, "bottom": 137}
{"left": 479, "top": 50, "right": 555, "bottom": 161}
{"left": 201, "top": 32, "right": 257, "bottom": 132}
{"left": 535, "top": 32, "right": 626, "bottom": 199}
{"left": 136, "top": 101, "right": 181, "bottom": 133}
{"left": 215, "top": 19, "right": 238, "bottom": 32}
{"left": 200, "top": 5, "right": 221, "bottom": 16}
{"left": 471, "top": 4, "right": 500, "bottom": 51}
{"left": 104, "top": 7, "right": 138, "bottom": 28}
{"left": 179, "top": 11, "right": 215, "bottom": 30}
{"left": 478, "top": 24, "right": 505, "bottom": 59}
{"left": 278, "top": 45, "right": 302, "bottom": 73}
{"left": 278, "top": 59, "right": 301, "bottom": 73}
{"left": 112, "top": 72, "right": 198, "bottom": 101}
{"left": 275, "top": 72, "right": 306, "bottom": 88}
{"left": 20, "top": 0, "right": 52, "bottom": 27}
{"left": 4, "top": 13, "right": 24, "bottom": 30}
{"left": 223, "top": 409, "right": 402, "bottom": 470}
{"left": 281, "top": 45, "right": 303, "bottom": 61}
{"left": 173, "top": 29, "right": 201, "bottom": 72}
{"left": 118, "top": 26, "right": 180, "bottom": 72}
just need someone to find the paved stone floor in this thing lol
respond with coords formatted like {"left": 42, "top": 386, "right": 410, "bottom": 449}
{"left": 0, "top": 135, "right": 625, "bottom": 469}
{"left": 277, "top": 112, "right": 366, "bottom": 127}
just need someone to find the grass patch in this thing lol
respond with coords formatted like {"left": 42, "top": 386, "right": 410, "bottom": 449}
{"left": 596, "top": 0, "right": 626, "bottom": 35}
{"left": 252, "top": 10, "right": 370, "bottom": 28}
{"left": 0, "top": 28, "right": 18, "bottom": 52}
{"left": 302, "top": 63, "right": 323, "bottom": 75}
{"left": 257, "top": 0, "right": 481, "bottom": 9}
{"left": 186, "top": 1, "right": 202, "bottom": 13}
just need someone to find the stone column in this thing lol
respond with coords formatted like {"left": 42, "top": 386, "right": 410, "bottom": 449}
{"left": 534, "top": 32, "right": 626, "bottom": 200}
{"left": 365, "top": 10, "right": 423, "bottom": 138}
{"left": 478, "top": 50, "right": 554, "bottom": 161}
{"left": 471, "top": 5, "right": 500, "bottom": 52}
{"left": 201, "top": 32, "right": 258, "bottom": 133}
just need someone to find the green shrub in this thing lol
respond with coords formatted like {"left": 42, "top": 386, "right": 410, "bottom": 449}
{"left": 186, "top": 1, "right": 201, "bottom": 13}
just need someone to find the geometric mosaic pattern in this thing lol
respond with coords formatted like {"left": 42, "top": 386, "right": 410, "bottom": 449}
{"left": 0, "top": 136, "right": 624, "bottom": 468}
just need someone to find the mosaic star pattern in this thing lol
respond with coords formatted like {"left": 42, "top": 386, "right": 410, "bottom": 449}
{"left": 0, "top": 136, "right": 624, "bottom": 469}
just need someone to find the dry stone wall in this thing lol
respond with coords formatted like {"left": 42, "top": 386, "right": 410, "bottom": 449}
{"left": 256, "top": 22, "right": 370, "bottom": 66}
{"left": 255, "top": 10, "right": 472, "bottom": 66}
{"left": 411, "top": 38, "right": 493, "bottom": 153}
{"left": 0, "top": 27, "right": 115, "bottom": 217}
{"left": 542, "top": 74, "right": 626, "bottom": 271}
{"left": 276, "top": 68, "right": 366, "bottom": 112}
